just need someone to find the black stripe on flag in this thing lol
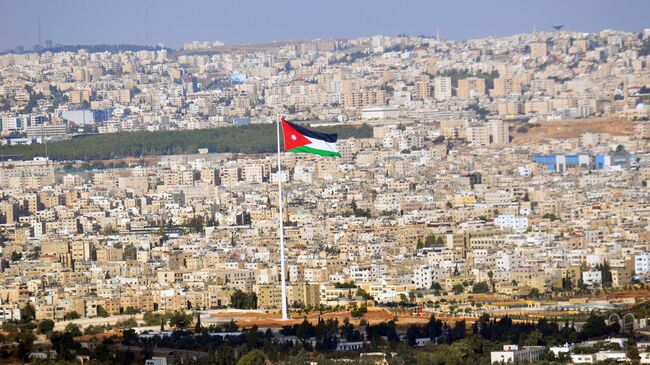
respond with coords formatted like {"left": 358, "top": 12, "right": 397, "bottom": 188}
{"left": 285, "top": 120, "right": 337, "bottom": 143}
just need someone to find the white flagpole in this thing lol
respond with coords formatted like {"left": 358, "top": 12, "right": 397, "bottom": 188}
{"left": 276, "top": 115, "right": 288, "bottom": 320}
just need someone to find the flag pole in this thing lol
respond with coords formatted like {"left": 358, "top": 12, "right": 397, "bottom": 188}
{"left": 276, "top": 114, "right": 289, "bottom": 320}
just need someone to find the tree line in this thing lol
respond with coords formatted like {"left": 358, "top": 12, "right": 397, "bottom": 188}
{"left": 0, "top": 304, "right": 633, "bottom": 365}
{"left": 1, "top": 123, "right": 373, "bottom": 161}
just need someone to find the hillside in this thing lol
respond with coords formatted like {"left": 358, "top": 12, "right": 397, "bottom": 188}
{"left": 511, "top": 118, "right": 636, "bottom": 145}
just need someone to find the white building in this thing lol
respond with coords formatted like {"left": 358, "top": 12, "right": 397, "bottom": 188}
{"left": 491, "top": 345, "right": 544, "bottom": 364}
{"left": 496, "top": 253, "right": 513, "bottom": 272}
{"left": 336, "top": 341, "right": 364, "bottom": 352}
{"left": 495, "top": 215, "right": 529, "bottom": 233}
{"left": 434, "top": 77, "right": 452, "bottom": 101}
{"left": 636, "top": 253, "right": 650, "bottom": 275}
{"left": 594, "top": 351, "right": 628, "bottom": 362}
{"left": 640, "top": 352, "right": 650, "bottom": 364}
{"left": 582, "top": 270, "right": 602, "bottom": 287}
{"left": 413, "top": 265, "right": 434, "bottom": 289}
{"left": 549, "top": 343, "right": 574, "bottom": 357}
{"left": 571, "top": 354, "right": 596, "bottom": 363}
{"left": 145, "top": 357, "right": 168, "bottom": 365}
{"left": 361, "top": 106, "right": 399, "bottom": 120}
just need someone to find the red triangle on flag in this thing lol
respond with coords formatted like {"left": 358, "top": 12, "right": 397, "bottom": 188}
{"left": 281, "top": 119, "right": 311, "bottom": 151}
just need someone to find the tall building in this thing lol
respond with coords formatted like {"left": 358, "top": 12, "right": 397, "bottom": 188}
{"left": 415, "top": 78, "right": 431, "bottom": 100}
{"left": 489, "top": 119, "right": 510, "bottom": 145}
{"left": 434, "top": 77, "right": 452, "bottom": 101}
{"left": 72, "top": 241, "right": 94, "bottom": 261}
{"left": 457, "top": 77, "right": 486, "bottom": 98}
{"left": 491, "top": 77, "right": 521, "bottom": 97}
{"left": 466, "top": 119, "right": 509, "bottom": 146}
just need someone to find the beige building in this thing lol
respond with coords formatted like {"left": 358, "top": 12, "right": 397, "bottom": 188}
{"left": 342, "top": 89, "right": 387, "bottom": 109}
{"left": 457, "top": 77, "right": 486, "bottom": 98}
{"left": 440, "top": 119, "right": 468, "bottom": 139}
{"left": 491, "top": 77, "right": 522, "bottom": 97}
{"left": 530, "top": 42, "right": 548, "bottom": 58}
{"left": 497, "top": 101, "right": 523, "bottom": 116}
{"left": 415, "top": 78, "right": 431, "bottom": 100}
{"left": 71, "top": 241, "right": 94, "bottom": 261}
{"left": 434, "top": 77, "right": 452, "bottom": 101}
{"left": 256, "top": 283, "right": 321, "bottom": 309}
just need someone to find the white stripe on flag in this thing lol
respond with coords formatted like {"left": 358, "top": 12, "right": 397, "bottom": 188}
{"left": 305, "top": 136, "right": 338, "bottom": 153}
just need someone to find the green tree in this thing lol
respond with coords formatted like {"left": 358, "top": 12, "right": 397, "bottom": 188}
{"left": 124, "top": 306, "right": 140, "bottom": 315}
{"left": 356, "top": 288, "right": 373, "bottom": 301}
{"left": 488, "top": 271, "right": 496, "bottom": 292}
{"left": 38, "top": 319, "right": 55, "bottom": 334}
{"left": 427, "top": 315, "right": 444, "bottom": 339}
{"left": 64, "top": 323, "right": 82, "bottom": 337}
{"left": 0, "top": 124, "right": 373, "bottom": 162}
{"left": 194, "top": 311, "right": 202, "bottom": 333}
{"left": 351, "top": 304, "right": 368, "bottom": 318}
{"left": 96, "top": 305, "right": 109, "bottom": 318}
{"left": 186, "top": 215, "right": 204, "bottom": 233}
{"left": 626, "top": 339, "right": 640, "bottom": 362}
{"left": 528, "top": 288, "right": 541, "bottom": 299}
{"left": 142, "top": 311, "right": 162, "bottom": 326}
{"left": 230, "top": 289, "right": 257, "bottom": 309}
{"left": 217, "top": 345, "right": 236, "bottom": 365}
{"left": 543, "top": 213, "right": 558, "bottom": 221}
{"left": 424, "top": 234, "right": 436, "bottom": 247}
{"left": 598, "top": 261, "right": 613, "bottom": 288}
{"left": 20, "top": 303, "right": 36, "bottom": 323}
{"left": 64, "top": 311, "right": 80, "bottom": 320}
{"left": 522, "top": 329, "right": 543, "bottom": 346}
{"left": 471, "top": 281, "right": 490, "bottom": 294}
{"left": 452, "top": 284, "right": 465, "bottom": 295}
{"left": 169, "top": 311, "right": 192, "bottom": 329}
{"left": 11, "top": 251, "right": 22, "bottom": 262}
{"left": 123, "top": 244, "right": 137, "bottom": 260}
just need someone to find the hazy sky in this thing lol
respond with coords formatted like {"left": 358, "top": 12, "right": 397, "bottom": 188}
{"left": 2, "top": 0, "right": 649, "bottom": 49}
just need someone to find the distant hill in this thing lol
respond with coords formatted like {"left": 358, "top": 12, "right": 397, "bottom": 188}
{"left": 2, "top": 44, "right": 171, "bottom": 55}
{"left": 0, "top": 123, "right": 372, "bottom": 161}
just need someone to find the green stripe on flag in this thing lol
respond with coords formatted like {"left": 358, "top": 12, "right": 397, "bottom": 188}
{"left": 287, "top": 145, "right": 341, "bottom": 157}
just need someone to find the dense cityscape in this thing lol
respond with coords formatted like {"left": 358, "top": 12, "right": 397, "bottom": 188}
{"left": 0, "top": 10, "right": 650, "bottom": 365}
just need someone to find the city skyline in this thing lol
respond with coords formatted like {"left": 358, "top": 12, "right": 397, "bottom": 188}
{"left": 2, "top": 0, "right": 650, "bottom": 50}
{"left": 1, "top": 2, "right": 650, "bottom": 363}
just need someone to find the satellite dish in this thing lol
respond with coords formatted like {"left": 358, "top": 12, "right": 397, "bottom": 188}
{"left": 553, "top": 25, "right": 564, "bottom": 31}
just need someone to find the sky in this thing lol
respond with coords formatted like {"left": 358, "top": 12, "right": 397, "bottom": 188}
{"left": 1, "top": 0, "right": 649, "bottom": 50}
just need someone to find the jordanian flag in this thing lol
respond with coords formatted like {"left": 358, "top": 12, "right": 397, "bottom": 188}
{"left": 281, "top": 119, "right": 340, "bottom": 157}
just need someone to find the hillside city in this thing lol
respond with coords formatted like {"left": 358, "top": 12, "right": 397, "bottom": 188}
{"left": 0, "top": 27, "right": 649, "bottom": 364}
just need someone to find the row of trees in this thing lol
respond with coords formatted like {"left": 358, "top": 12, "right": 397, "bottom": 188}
{"left": 230, "top": 290, "right": 258, "bottom": 310}
{"left": 1, "top": 304, "right": 631, "bottom": 365}
{"left": 416, "top": 233, "right": 444, "bottom": 249}
{"left": 1, "top": 123, "right": 372, "bottom": 160}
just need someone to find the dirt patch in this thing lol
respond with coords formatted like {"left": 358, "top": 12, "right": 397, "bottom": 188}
{"left": 511, "top": 118, "right": 636, "bottom": 145}
{"left": 209, "top": 309, "right": 475, "bottom": 329}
